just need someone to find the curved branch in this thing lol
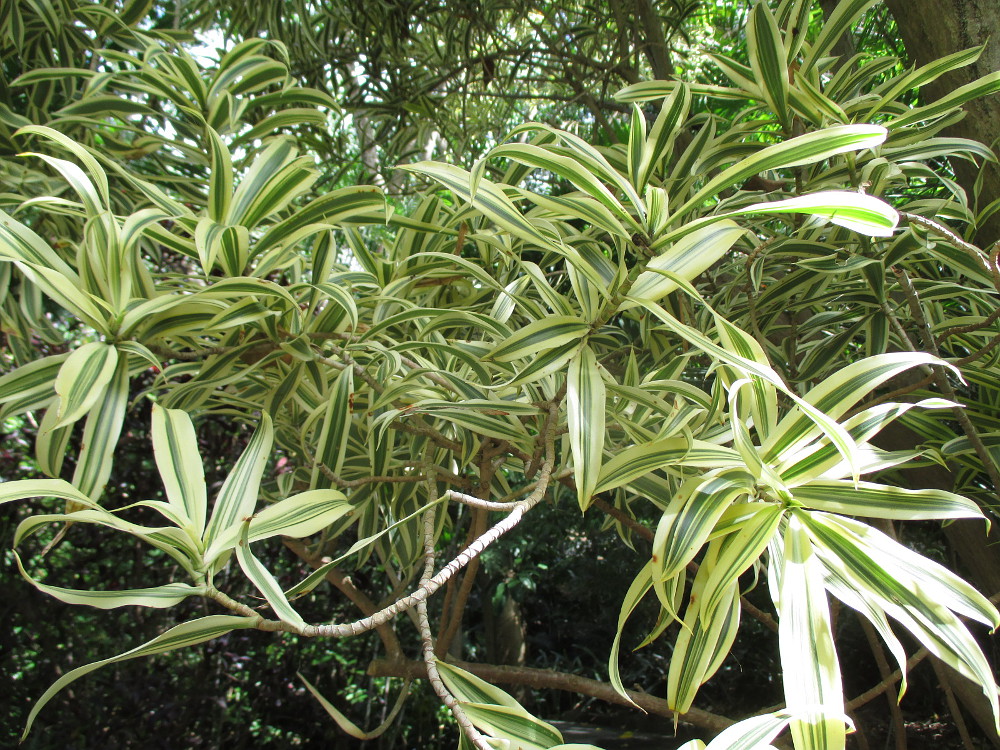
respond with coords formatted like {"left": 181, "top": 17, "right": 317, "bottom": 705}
{"left": 282, "top": 538, "right": 402, "bottom": 659}
{"left": 307, "top": 400, "right": 561, "bottom": 638}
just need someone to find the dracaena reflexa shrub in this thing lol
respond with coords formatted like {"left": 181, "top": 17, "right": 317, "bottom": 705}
{"left": 2, "top": 3, "right": 1000, "bottom": 749}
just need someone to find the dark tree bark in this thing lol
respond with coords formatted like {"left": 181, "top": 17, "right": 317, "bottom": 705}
{"left": 878, "top": 6, "right": 1000, "bottom": 736}
{"left": 885, "top": 0, "right": 1000, "bottom": 245}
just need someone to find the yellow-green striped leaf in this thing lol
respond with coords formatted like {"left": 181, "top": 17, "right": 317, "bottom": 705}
{"left": 0, "top": 353, "right": 67, "bottom": 408}
{"left": 310, "top": 367, "right": 354, "bottom": 489}
{"left": 486, "top": 316, "right": 590, "bottom": 363}
{"left": 696, "top": 710, "right": 798, "bottom": 750}
{"left": 195, "top": 217, "right": 249, "bottom": 276}
{"left": 567, "top": 345, "right": 605, "bottom": 510}
{"left": 506, "top": 122, "right": 646, "bottom": 222}
{"left": 800, "top": 0, "right": 881, "bottom": 72}
{"left": 460, "top": 703, "right": 563, "bottom": 750}
{"left": 699, "top": 504, "right": 784, "bottom": 620}
{"left": 71, "top": 355, "right": 129, "bottom": 501}
{"left": 806, "top": 512, "right": 999, "bottom": 717}
{"left": 608, "top": 562, "right": 654, "bottom": 707}
{"left": 152, "top": 404, "right": 207, "bottom": 536}
{"left": 0, "top": 478, "right": 96, "bottom": 509}
{"left": 622, "top": 222, "right": 746, "bottom": 308}
{"left": 652, "top": 469, "right": 755, "bottom": 583}
{"left": 673, "top": 125, "right": 887, "bottom": 220}
{"left": 822, "top": 514, "right": 998, "bottom": 629}
{"left": 299, "top": 672, "right": 411, "bottom": 740}
{"left": 891, "top": 70, "right": 1000, "bottom": 129}
{"left": 13, "top": 261, "right": 109, "bottom": 334}
{"left": 738, "top": 191, "right": 899, "bottom": 237}
{"left": 404, "top": 161, "right": 565, "bottom": 254}
{"left": 203, "top": 413, "right": 274, "bottom": 563}
{"left": 867, "top": 44, "right": 985, "bottom": 118}
{"left": 667, "top": 567, "right": 741, "bottom": 713}
{"left": 249, "top": 489, "right": 351, "bottom": 542}
{"left": 747, "top": 2, "right": 790, "bottom": 130}
{"left": 761, "top": 352, "right": 948, "bottom": 464}
{"left": 235, "top": 520, "right": 306, "bottom": 628}
{"left": 489, "top": 142, "right": 638, "bottom": 230}
{"left": 431, "top": 409, "right": 531, "bottom": 447}
{"left": 35, "top": 401, "right": 72, "bottom": 478}
{"left": 635, "top": 298, "right": 858, "bottom": 477}
{"left": 595, "top": 438, "right": 744, "bottom": 494}
{"left": 776, "top": 399, "right": 949, "bottom": 486}
{"left": 257, "top": 186, "right": 385, "bottom": 255}
{"left": 228, "top": 138, "right": 317, "bottom": 229}
{"left": 506, "top": 339, "right": 583, "bottom": 387}
{"left": 792, "top": 480, "right": 983, "bottom": 520}
{"left": 207, "top": 128, "right": 233, "bottom": 222}
{"left": 714, "top": 316, "right": 779, "bottom": 439}
{"left": 53, "top": 342, "right": 118, "bottom": 429}
{"left": 15, "top": 553, "right": 201, "bottom": 609}
{"left": 436, "top": 660, "right": 562, "bottom": 748}
{"left": 21, "top": 616, "right": 254, "bottom": 740}
{"left": 635, "top": 83, "right": 691, "bottom": 192}
{"left": 436, "top": 660, "right": 529, "bottom": 710}
{"left": 779, "top": 513, "right": 846, "bottom": 750}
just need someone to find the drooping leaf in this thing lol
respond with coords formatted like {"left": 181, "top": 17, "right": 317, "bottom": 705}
{"left": 778, "top": 513, "right": 846, "bottom": 750}
{"left": 21, "top": 616, "right": 254, "bottom": 740}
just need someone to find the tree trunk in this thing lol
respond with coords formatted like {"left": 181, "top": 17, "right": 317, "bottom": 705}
{"left": 885, "top": 0, "right": 1000, "bottom": 245}
{"left": 878, "top": 4, "right": 1000, "bottom": 734}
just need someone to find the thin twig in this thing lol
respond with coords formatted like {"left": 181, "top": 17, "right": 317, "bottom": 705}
{"left": 951, "top": 332, "right": 1000, "bottom": 367}
{"left": 858, "top": 616, "right": 907, "bottom": 750}
{"left": 935, "top": 305, "right": 1000, "bottom": 346}
{"left": 929, "top": 659, "right": 976, "bottom": 750}
{"left": 446, "top": 490, "right": 521, "bottom": 511}
{"left": 902, "top": 212, "right": 992, "bottom": 277}
{"left": 891, "top": 266, "right": 1000, "bottom": 506}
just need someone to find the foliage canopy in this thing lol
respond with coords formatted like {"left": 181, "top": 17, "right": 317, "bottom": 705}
{"left": 2, "top": 0, "right": 1000, "bottom": 748}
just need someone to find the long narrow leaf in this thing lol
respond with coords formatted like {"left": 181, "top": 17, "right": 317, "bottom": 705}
{"left": 203, "top": 413, "right": 274, "bottom": 563}
{"left": 71, "top": 355, "right": 129, "bottom": 501}
{"left": 235, "top": 521, "right": 306, "bottom": 628}
{"left": 53, "top": 342, "right": 118, "bottom": 428}
{"left": 22, "top": 616, "right": 253, "bottom": 739}
{"left": 152, "top": 404, "right": 207, "bottom": 535}
{"left": 567, "top": 345, "right": 606, "bottom": 510}
{"left": 779, "top": 513, "right": 846, "bottom": 750}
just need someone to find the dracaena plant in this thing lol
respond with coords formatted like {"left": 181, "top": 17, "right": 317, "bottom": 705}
{"left": 2, "top": 3, "right": 1000, "bottom": 750}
